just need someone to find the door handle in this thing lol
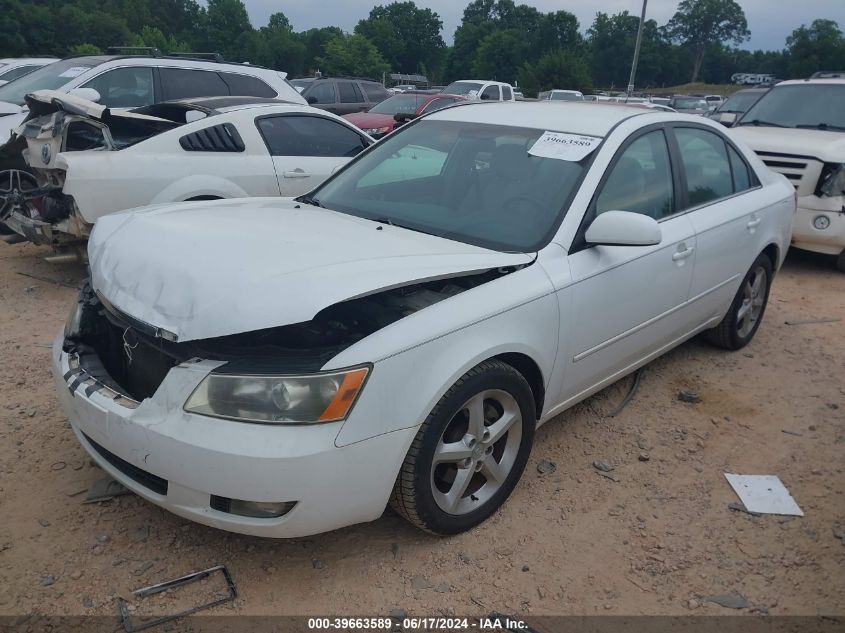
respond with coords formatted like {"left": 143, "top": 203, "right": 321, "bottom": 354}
{"left": 672, "top": 245, "right": 695, "bottom": 262}
{"left": 283, "top": 169, "right": 311, "bottom": 179}
{"left": 747, "top": 217, "right": 762, "bottom": 231}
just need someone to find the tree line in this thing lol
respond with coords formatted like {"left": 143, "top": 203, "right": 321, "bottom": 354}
{"left": 2, "top": 0, "right": 844, "bottom": 94}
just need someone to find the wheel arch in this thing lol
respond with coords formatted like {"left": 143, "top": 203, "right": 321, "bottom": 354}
{"left": 493, "top": 352, "right": 545, "bottom": 419}
{"left": 761, "top": 242, "right": 780, "bottom": 271}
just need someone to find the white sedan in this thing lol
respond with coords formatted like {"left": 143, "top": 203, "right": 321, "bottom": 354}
{"left": 3, "top": 91, "right": 372, "bottom": 249}
{"left": 53, "top": 102, "right": 795, "bottom": 537}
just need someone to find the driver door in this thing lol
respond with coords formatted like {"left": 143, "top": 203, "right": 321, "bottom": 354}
{"left": 553, "top": 128, "right": 697, "bottom": 404}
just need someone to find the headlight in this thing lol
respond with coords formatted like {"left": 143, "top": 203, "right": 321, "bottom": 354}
{"left": 818, "top": 163, "right": 845, "bottom": 197}
{"left": 184, "top": 365, "right": 370, "bottom": 424}
{"left": 64, "top": 300, "right": 83, "bottom": 338}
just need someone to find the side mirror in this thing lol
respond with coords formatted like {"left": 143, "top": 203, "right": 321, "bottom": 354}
{"left": 306, "top": 95, "right": 318, "bottom": 105}
{"left": 68, "top": 87, "right": 101, "bottom": 103}
{"left": 585, "top": 210, "right": 661, "bottom": 247}
{"left": 480, "top": 93, "right": 491, "bottom": 100}
{"left": 393, "top": 112, "right": 414, "bottom": 123}
{"left": 719, "top": 112, "right": 738, "bottom": 127}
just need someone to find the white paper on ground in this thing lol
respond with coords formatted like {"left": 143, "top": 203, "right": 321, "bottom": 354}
{"left": 724, "top": 473, "right": 803, "bottom": 516}
{"left": 528, "top": 131, "right": 602, "bottom": 162}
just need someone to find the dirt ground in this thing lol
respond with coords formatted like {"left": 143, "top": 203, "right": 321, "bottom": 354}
{"left": 0, "top": 241, "right": 843, "bottom": 621}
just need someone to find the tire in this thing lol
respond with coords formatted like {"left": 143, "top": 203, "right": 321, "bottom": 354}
{"left": 836, "top": 249, "right": 845, "bottom": 273}
{"left": 389, "top": 359, "right": 536, "bottom": 535}
{"left": 705, "top": 253, "right": 773, "bottom": 350}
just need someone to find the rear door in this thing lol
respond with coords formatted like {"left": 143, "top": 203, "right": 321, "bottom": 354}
{"left": 669, "top": 124, "right": 766, "bottom": 323}
{"left": 255, "top": 114, "right": 370, "bottom": 196}
{"left": 79, "top": 66, "right": 156, "bottom": 108}
{"left": 336, "top": 81, "right": 367, "bottom": 114}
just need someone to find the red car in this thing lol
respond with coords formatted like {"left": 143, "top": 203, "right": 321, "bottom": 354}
{"left": 343, "top": 91, "right": 465, "bottom": 139}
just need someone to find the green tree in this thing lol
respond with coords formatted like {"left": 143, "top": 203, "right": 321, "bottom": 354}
{"left": 299, "top": 27, "right": 344, "bottom": 74}
{"left": 127, "top": 26, "right": 191, "bottom": 54}
{"left": 472, "top": 30, "right": 526, "bottom": 83}
{"left": 316, "top": 34, "right": 390, "bottom": 79}
{"left": 355, "top": 1, "right": 445, "bottom": 75}
{"left": 785, "top": 19, "right": 845, "bottom": 78}
{"left": 200, "top": 0, "right": 253, "bottom": 60}
{"left": 588, "top": 11, "right": 672, "bottom": 89}
{"left": 68, "top": 43, "right": 103, "bottom": 55}
{"left": 664, "top": 0, "right": 749, "bottom": 83}
{"left": 529, "top": 50, "right": 593, "bottom": 94}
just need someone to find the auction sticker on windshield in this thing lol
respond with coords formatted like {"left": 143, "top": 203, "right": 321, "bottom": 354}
{"left": 528, "top": 131, "right": 601, "bottom": 162}
{"left": 58, "top": 66, "right": 92, "bottom": 78}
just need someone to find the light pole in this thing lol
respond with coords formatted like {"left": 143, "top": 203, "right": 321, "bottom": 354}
{"left": 627, "top": 0, "right": 648, "bottom": 97}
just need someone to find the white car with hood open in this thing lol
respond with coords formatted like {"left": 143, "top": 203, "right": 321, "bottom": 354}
{"left": 54, "top": 102, "right": 794, "bottom": 537}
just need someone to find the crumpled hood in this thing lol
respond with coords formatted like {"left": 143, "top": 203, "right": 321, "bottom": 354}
{"left": 730, "top": 126, "right": 845, "bottom": 163}
{"left": 89, "top": 198, "right": 534, "bottom": 342}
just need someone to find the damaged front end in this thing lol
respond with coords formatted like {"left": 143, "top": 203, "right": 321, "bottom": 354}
{"left": 1, "top": 90, "right": 178, "bottom": 251}
{"left": 65, "top": 268, "right": 514, "bottom": 405}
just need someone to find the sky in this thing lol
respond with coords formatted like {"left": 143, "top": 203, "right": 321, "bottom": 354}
{"left": 233, "top": 0, "right": 843, "bottom": 51}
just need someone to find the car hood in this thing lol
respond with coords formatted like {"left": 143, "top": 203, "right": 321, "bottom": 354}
{"left": 342, "top": 112, "right": 396, "bottom": 129}
{"left": 88, "top": 198, "right": 535, "bottom": 342}
{"left": 730, "top": 125, "right": 845, "bottom": 163}
{"left": 0, "top": 100, "right": 22, "bottom": 115}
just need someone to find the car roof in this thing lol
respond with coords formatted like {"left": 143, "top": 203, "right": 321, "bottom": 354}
{"left": 428, "top": 101, "right": 648, "bottom": 136}
{"left": 169, "top": 96, "right": 290, "bottom": 111}
{"left": 62, "top": 54, "right": 281, "bottom": 75}
{"left": 774, "top": 78, "right": 845, "bottom": 86}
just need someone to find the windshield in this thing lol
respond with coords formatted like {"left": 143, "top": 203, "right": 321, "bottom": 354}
{"left": 0, "top": 59, "right": 99, "bottom": 105}
{"left": 670, "top": 97, "right": 707, "bottom": 109}
{"left": 443, "top": 81, "right": 483, "bottom": 96}
{"left": 370, "top": 94, "right": 428, "bottom": 115}
{"left": 307, "top": 120, "right": 589, "bottom": 252}
{"left": 551, "top": 92, "right": 582, "bottom": 101}
{"left": 738, "top": 84, "right": 845, "bottom": 129}
{"left": 718, "top": 91, "right": 763, "bottom": 113}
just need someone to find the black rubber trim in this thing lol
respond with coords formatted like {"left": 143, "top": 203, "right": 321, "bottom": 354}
{"left": 83, "top": 433, "right": 168, "bottom": 496}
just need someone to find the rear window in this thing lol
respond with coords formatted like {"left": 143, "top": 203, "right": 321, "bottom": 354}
{"left": 337, "top": 81, "right": 362, "bottom": 103}
{"left": 160, "top": 68, "right": 229, "bottom": 100}
{"left": 219, "top": 73, "right": 276, "bottom": 98}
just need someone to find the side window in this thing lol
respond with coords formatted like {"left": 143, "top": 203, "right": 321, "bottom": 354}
{"left": 362, "top": 82, "right": 389, "bottom": 102}
{"left": 675, "top": 127, "right": 734, "bottom": 207}
{"left": 421, "top": 97, "right": 457, "bottom": 114}
{"left": 727, "top": 144, "right": 752, "bottom": 192}
{"left": 257, "top": 115, "right": 367, "bottom": 157}
{"left": 337, "top": 81, "right": 361, "bottom": 103}
{"left": 81, "top": 67, "right": 154, "bottom": 108}
{"left": 159, "top": 68, "right": 229, "bottom": 101}
{"left": 306, "top": 82, "right": 336, "bottom": 104}
{"left": 595, "top": 130, "right": 675, "bottom": 219}
{"left": 502, "top": 86, "right": 513, "bottom": 100}
{"left": 218, "top": 72, "right": 276, "bottom": 98}
{"left": 481, "top": 85, "right": 500, "bottom": 100}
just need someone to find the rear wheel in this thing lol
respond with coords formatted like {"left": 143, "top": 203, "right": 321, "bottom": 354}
{"left": 0, "top": 169, "right": 38, "bottom": 235}
{"left": 836, "top": 249, "right": 845, "bottom": 273}
{"left": 390, "top": 360, "right": 535, "bottom": 535}
{"left": 705, "top": 253, "right": 773, "bottom": 350}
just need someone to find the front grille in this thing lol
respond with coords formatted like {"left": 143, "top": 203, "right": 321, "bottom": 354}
{"left": 89, "top": 306, "right": 181, "bottom": 401}
{"left": 754, "top": 151, "right": 823, "bottom": 196}
{"left": 83, "top": 433, "right": 168, "bottom": 495}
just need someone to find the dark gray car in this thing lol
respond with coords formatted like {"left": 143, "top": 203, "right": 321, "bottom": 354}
{"left": 292, "top": 77, "right": 391, "bottom": 115}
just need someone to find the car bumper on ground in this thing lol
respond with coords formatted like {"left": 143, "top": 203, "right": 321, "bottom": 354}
{"left": 51, "top": 335, "right": 416, "bottom": 538}
{"left": 791, "top": 197, "right": 845, "bottom": 255}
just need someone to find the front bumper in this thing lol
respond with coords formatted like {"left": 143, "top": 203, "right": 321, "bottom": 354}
{"left": 791, "top": 197, "right": 845, "bottom": 255}
{"left": 5, "top": 208, "right": 88, "bottom": 246}
{"left": 51, "top": 335, "right": 416, "bottom": 537}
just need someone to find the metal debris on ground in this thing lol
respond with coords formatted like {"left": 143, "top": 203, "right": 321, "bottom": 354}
{"left": 536, "top": 459, "right": 556, "bottom": 475}
{"left": 677, "top": 390, "right": 701, "bottom": 403}
{"left": 607, "top": 368, "right": 643, "bottom": 417}
{"left": 83, "top": 476, "right": 131, "bottom": 503}
{"left": 727, "top": 501, "right": 762, "bottom": 517}
{"left": 118, "top": 564, "right": 237, "bottom": 632}
{"left": 784, "top": 317, "right": 842, "bottom": 325}
{"left": 725, "top": 474, "right": 803, "bottom": 516}
{"left": 703, "top": 591, "right": 748, "bottom": 609}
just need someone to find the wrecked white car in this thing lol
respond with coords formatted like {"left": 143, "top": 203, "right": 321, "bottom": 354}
{"left": 2, "top": 90, "right": 372, "bottom": 254}
{"left": 54, "top": 102, "right": 794, "bottom": 537}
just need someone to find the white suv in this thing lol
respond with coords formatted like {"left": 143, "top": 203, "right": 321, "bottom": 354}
{"left": 731, "top": 78, "right": 845, "bottom": 270}
{"left": 0, "top": 52, "right": 305, "bottom": 143}
{"left": 442, "top": 80, "right": 516, "bottom": 101}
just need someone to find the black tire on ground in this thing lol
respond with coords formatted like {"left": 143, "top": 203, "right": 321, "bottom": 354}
{"left": 836, "top": 249, "right": 845, "bottom": 273}
{"left": 389, "top": 359, "right": 536, "bottom": 535}
{"left": 705, "top": 252, "right": 773, "bottom": 350}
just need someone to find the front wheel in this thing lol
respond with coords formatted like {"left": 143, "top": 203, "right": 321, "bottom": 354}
{"left": 389, "top": 360, "right": 536, "bottom": 535}
{"left": 705, "top": 253, "right": 773, "bottom": 350}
